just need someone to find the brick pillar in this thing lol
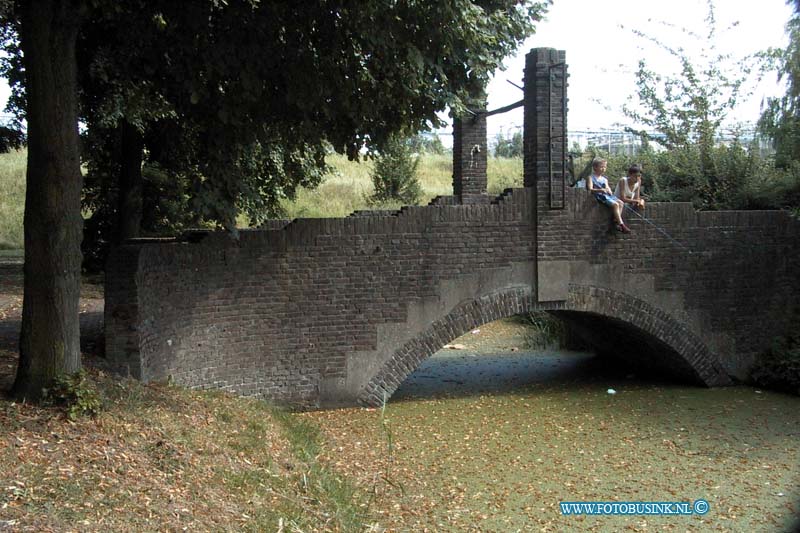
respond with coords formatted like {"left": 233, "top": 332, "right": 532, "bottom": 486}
{"left": 452, "top": 96, "right": 488, "bottom": 204}
{"left": 523, "top": 48, "right": 567, "bottom": 208}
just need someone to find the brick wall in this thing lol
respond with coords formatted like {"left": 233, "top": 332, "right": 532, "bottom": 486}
{"left": 523, "top": 47, "right": 567, "bottom": 199}
{"left": 106, "top": 192, "right": 537, "bottom": 408}
{"left": 532, "top": 187, "right": 800, "bottom": 381}
{"left": 105, "top": 188, "right": 800, "bottom": 406}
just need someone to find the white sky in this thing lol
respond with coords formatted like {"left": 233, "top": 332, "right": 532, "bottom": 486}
{"left": 480, "top": 0, "right": 794, "bottom": 139}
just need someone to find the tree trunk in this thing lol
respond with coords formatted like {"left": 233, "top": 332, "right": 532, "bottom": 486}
{"left": 13, "top": 0, "right": 84, "bottom": 401}
{"left": 117, "top": 120, "right": 144, "bottom": 241}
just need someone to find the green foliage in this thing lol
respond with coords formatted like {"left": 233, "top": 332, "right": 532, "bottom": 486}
{"left": 80, "top": 121, "right": 332, "bottom": 270}
{"left": 369, "top": 135, "right": 423, "bottom": 205}
{"left": 575, "top": 139, "right": 800, "bottom": 211}
{"left": 0, "top": 0, "right": 548, "bottom": 268}
{"left": 0, "top": 152, "right": 521, "bottom": 241}
{"left": 622, "top": 0, "right": 752, "bottom": 183}
{"left": 408, "top": 132, "right": 447, "bottom": 155}
{"left": 750, "top": 312, "right": 800, "bottom": 396}
{"left": 0, "top": 125, "right": 24, "bottom": 153}
{"left": 522, "top": 311, "right": 567, "bottom": 350}
{"left": 736, "top": 160, "right": 800, "bottom": 212}
{"left": 758, "top": 7, "right": 800, "bottom": 168}
{"left": 494, "top": 130, "right": 523, "bottom": 158}
{"left": 44, "top": 371, "right": 103, "bottom": 421}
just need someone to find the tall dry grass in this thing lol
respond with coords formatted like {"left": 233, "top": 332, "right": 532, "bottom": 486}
{"left": 0, "top": 149, "right": 26, "bottom": 249}
{"left": 279, "top": 153, "right": 523, "bottom": 219}
{"left": 0, "top": 149, "right": 525, "bottom": 241}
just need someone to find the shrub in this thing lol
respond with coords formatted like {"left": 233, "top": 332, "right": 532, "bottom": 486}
{"left": 750, "top": 318, "right": 800, "bottom": 396}
{"left": 574, "top": 142, "right": 800, "bottom": 212}
{"left": 44, "top": 370, "right": 103, "bottom": 420}
{"left": 522, "top": 311, "right": 567, "bottom": 350}
{"left": 369, "top": 135, "right": 422, "bottom": 205}
{"left": 494, "top": 131, "right": 523, "bottom": 158}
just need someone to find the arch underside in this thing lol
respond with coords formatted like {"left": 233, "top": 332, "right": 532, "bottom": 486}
{"left": 357, "top": 285, "right": 731, "bottom": 406}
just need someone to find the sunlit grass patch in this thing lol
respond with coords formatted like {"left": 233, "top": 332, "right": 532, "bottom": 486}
{"left": 0, "top": 148, "right": 525, "bottom": 234}
{"left": 488, "top": 156, "right": 523, "bottom": 194}
{"left": 0, "top": 149, "right": 26, "bottom": 250}
{"left": 278, "top": 152, "right": 524, "bottom": 221}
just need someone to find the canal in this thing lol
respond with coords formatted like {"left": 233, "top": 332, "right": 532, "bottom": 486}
{"left": 301, "top": 318, "right": 800, "bottom": 532}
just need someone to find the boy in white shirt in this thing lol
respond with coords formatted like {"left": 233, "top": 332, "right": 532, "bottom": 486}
{"left": 614, "top": 164, "right": 645, "bottom": 209}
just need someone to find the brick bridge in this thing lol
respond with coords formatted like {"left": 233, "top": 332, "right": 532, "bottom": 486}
{"left": 106, "top": 49, "right": 800, "bottom": 408}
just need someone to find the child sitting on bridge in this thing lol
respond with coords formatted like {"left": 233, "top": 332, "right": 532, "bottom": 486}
{"left": 614, "top": 164, "right": 645, "bottom": 210}
{"left": 587, "top": 158, "right": 630, "bottom": 233}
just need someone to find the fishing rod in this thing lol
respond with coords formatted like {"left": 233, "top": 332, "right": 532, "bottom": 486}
{"left": 623, "top": 204, "right": 694, "bottom": 255}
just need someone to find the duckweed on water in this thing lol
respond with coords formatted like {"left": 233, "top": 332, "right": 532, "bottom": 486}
{"left": 303, "top": 348, "right": 800, "bottom": 532}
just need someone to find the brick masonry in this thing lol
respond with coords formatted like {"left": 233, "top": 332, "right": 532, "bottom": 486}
{"left": 452, "top": 94, "right": 489, "bottom": 204}
{"left": 105, "top": 48, "right": 800, "bottom": 408}
{"left": 106, "top": 192, "right": 537, "bottom": 408}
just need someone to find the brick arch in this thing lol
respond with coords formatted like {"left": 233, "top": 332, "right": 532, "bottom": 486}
{"left": 357, "top": 284, "right": 731, "bottom": 407}
{"left": 548, "top": 285, "right": 731, "bottom": 388}
{"left": 358, "top": 288, "right": 534, "bottom": 406}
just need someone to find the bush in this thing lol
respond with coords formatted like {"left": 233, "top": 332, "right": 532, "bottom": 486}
{"left": 0, "top": 126, "right": 25, "bottom": 153}
{"left": 44, "top": 370, "right": 103, "bottom": 420}
{"left": 736, "top": 160, "right": 800, "bottom": 211}
{"left": 369, "top": 135, "right": 422, "bottom": 205}
{"left": 494, "top": 131, "right": 523, "bottom": 158}
{"left": 574, "top": 141, "right": 800, "bottom": 212}
{"left": 408, "top": 132, "right": 446, "bottom": 155}
{"left": 750, "top": 320, "right": 800, "bottom": 396}
{"left": 522, "top": 311, "right": 567, "bottom": 350}
{"left": 82, "top": 162, "right": 200, "bottom": 272}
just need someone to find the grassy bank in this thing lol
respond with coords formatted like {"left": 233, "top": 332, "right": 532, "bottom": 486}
{"left": 0, "top": 369, "right": 366, "bottom": 532}
{"left": 0, "top": 149, "right": 25, "bottom": 250}
{"left": 281, "top": 152, "right": 522, "bottom": 219}
{"left": 0, "top": 149, "right": 523, "bottom": 243}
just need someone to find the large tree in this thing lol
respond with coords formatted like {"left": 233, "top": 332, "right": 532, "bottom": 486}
{"left": 9, "top": 0, "right": 84, "bottom": 399}
{"left": 2, "top": 0, "right": 549, "bottom": 400}
{"left": 758, "top": 1, "right": 800, "bottom": 168}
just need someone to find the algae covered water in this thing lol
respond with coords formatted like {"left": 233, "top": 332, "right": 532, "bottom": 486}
{"left": 302, "top": 322, "right": 800, "bottom": 532}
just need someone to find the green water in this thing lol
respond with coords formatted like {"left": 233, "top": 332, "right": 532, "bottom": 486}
{"left": 305, "top": 351, "right": 800, "bottom": 532}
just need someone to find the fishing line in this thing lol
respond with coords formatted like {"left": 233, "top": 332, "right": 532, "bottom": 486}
{"left": 623, "top": 204, "right": 694, "bottom": 255}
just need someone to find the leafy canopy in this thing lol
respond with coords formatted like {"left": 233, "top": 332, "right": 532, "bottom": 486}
{"left": 5, "top": 1, "right": 549, "bottom": 231}
{"left": 621, "top": 1, "right": 752, "bottom": 159}
{"left": 758, "top": 1, "right": 800, "bottom": 168}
